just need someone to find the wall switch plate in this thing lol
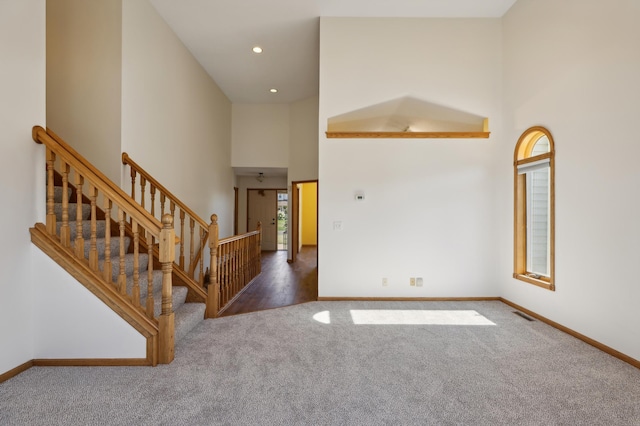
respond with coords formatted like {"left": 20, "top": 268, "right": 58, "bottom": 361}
{"left": 416, "top": 277, "right": 423, "bottom": 287}
{"left": 410, "top": 277, "right": 416, "bottom": 286}
{"left": 333, "top": 221, "right": 343, "bottom": 231}
{"left": 382, "top": 277, "right": 388, "bottom": 286}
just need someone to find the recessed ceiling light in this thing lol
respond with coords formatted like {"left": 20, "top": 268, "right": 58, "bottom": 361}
{"left": 270, "top": 88, "right": 278, "bottom": 93}
{"left": 252, "top": 46, "right": 263, "bottom": 54}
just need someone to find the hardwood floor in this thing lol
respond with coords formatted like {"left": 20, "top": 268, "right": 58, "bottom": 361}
{"left": 219, "top": 246, "right": 318, "bottom": 316}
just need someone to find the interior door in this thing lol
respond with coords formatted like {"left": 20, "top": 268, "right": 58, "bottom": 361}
{"left": 247, "top": 189, "right": 277, "bottom": 251}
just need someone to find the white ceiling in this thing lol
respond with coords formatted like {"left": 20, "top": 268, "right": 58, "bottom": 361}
{"left": 148, "top": 0, "right": 517, "bottom": 104}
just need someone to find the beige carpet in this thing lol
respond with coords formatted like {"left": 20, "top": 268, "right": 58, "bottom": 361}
{"left": 1, "top": 300, "right": 639, "bottom": 425}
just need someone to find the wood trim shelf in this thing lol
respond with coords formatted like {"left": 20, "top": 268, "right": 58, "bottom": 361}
{"left": 326, "top": 131, "right": 491, "bottom": 139}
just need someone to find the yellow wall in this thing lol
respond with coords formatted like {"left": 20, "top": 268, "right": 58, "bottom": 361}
{"left": 300, "top": 182, "right": 317, "bottom": 246}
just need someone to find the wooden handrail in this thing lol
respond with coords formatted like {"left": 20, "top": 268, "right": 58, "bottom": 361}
{"left": 122, "top": 153, "right": 208, "bottom": 229}
{"left": 218, "top": 230, "right": 261, "bottom": 245}
{"left": 33, "top": 127, "right": 162, "bottom": 235}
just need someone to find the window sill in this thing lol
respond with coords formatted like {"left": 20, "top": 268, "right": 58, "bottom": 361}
{"left": 513, "top": 273, "right": 555, "bottom": 291}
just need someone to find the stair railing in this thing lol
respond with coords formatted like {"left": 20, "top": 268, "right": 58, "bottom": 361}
{"left": 32, "top": 126, "right": 176, "bottom": 364}
{"left": 122, "top": 153, "right": 209, "bottom": 285}
{"left": 122, "top": 153, "right": 263, "bottom": 318}
{"left": 208, "top": 215, "right": 262, "bottom": 317}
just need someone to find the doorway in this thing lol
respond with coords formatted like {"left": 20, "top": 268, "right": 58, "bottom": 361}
{"left": 247, "top": 188, "right": 284, "bottom": 251}
{"left": 290, "top": 180, "right": 318, "bottom": 263}
{"left": 277, "top": 190, "right": 288, "bottom": 250}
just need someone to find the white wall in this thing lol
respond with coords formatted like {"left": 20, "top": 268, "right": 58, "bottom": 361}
{"left": 236, "top": 175, "right": 288, "bottom": 234}
{"left": 232, "top": 104, "right": 290, "bottom": 169}
{"left": 499, "top": 0, "right": 640, "bottom": 360}
{"left": 46, "top": 0, "right": 123, "bottom": 182}
{"left": 33, "top": 249, "right": 146, "bottom": 359}
{"left": 0, "top": 0, "right": 45, "bottom": 375}
{"left": 122, "top": 0, "right": 235, "bottom": 237}
{"left": 319, "top": 18, "right": 502, "bottom": 298}
{"left": 289, "top": 96, "right": 319, "bottom": 183}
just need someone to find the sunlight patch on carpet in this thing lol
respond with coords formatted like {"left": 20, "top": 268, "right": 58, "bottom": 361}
{"left": 312, "top": 310, "right": 331, "bottom": 324}
{"left": 349, "top": 310, "right": 496, "bottom": 325}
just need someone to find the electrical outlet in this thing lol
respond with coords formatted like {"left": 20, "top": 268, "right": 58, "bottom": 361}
{"left": 410, "top": 277, "right": 416, "bottom": 286}
{"left": 382, "top": 277, "right": 388, "bottom": 286}
{"left": 416, "top": 277, "right": 423, "bottom": 287}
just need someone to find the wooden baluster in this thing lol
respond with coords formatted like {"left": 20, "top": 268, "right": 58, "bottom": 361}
{"left": 169, "top": 200, "right": 176, "bottom": 227}
{"left": 103, "top": 198, "right": 113, "bottom": 283}
{"left": 207, "top": 214, "right": 219, "bottom": 318}
{"left": 150, "top": 185, "right": 156, "bottom": 217}
{"left": 74, "top": 173, "right": 85, "bottom": 259}
{"left": 132, "top": 220, "right": 140, "bottom": 307}
{"left": 189, "top": 217, "right": 195, "bottom": 277}
{"left": 46, "top": 149, "right": 56, "bottom": 235}
{"left": 233, "top": 240, "right": 239, "bottom": 295}
{"left": 240, "top": 240, "right": 245, "bottom": 290}
{"left": 247, "top": 235, "right": 255, "bottom": 277}
{"left": 129, "top": 168, "right": 137, "bottom": 227}
{"left": 140, "top": 176, "right": 146, "bottom": 211}
{"left": 60, "top": 162, "right": 71, "bottom": 247}
{"left": 118, "top": 208, "right": 127, "bottom": 294}
{"left": 199, "top": 227, "right": 205, "bottom": 285}
{"left": 158, "top": 214, "right": 175, "bottom": 364}
{"left": 225, "top": 247, "right": 230, "bottom": 304}
{"left": 179, "top": 209, "right": 185, "bottom": 269}
{"left": 160, "top": 193, "right": 166, "bottom": 216}
{"left": 88, "top": 184, "right": 98, "bottom": 270}
{"left": 218, "top": 244, "right": 227, "bottom": 308}
{"left": 221, "top": 245, "right": 226, "bottom": 306}
{"left": 257, "top": 222, "right": 262, "bottom": 274}
{"left": 130, "top": 168, "right": 137, "bottom": 200}
{"left": 146, "top": 235, "right": 155, "bottom": 319}
{"left": 241, "top": 238, "right": 247, "bottom": 287}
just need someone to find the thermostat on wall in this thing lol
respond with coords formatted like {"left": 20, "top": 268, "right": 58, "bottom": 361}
{"left": 354, "top": 191, "right": 365, "bottom": 201}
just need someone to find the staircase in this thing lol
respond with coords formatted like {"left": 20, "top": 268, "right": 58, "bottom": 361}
{"left": 50, "top": 184, "right": 206, "bottom": 343}
{"left": 30, "top": 126, "right": 263, "bottom": 365}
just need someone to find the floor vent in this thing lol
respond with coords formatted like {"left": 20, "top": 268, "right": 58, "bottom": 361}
{"left": 513, "top": 311, "right": 535, "bottom": 321}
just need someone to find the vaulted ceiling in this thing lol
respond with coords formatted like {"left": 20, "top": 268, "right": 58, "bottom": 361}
{"left": 149, "top": 0, "right": 517, "bottom": 104}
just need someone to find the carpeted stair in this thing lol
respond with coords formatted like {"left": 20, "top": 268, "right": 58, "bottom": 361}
{"left": 51, "top": 184, "right": 205, "bottom": 344}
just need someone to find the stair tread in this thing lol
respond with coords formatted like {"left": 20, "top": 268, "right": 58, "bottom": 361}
{"left": 175, "top": 303, "right": 206, "bottom": 343}
{"left": 140, "top": 285, "right": 188, "bottom": 318}
{"left": 53, "top": 186, "right": 72, "bottom": 203}
{"left": 124, "top": 269, "right": 163, "bottom": 299}
{"left": 49, "top": 185, "right": 205, "bottom": 347}
{"left": 99, "top": 253, "right": 150, "bottom": 283}
{"left": 57, "top": 219, "right": 107, "bottom": 240}
{"left": 54, "top": 203, "right": 91, "bottom": 221}
{"left": 72, "top": 236, "right": 131, "bottom": 261}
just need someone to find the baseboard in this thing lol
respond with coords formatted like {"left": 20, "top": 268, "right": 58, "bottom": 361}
{"left": 1, "top": 357, "right": 153, "bottom": 383}
{"left": 500, "top": 298, "right": 640, "bottom": 370}
{"left": 33, "top": 358, "right": 151, "bottom": 367}
{"left": 0, "top": 360, "right": 34, "bottom": 384}
{"left": 317, "top": 297, "right": 500, "bottom": 302}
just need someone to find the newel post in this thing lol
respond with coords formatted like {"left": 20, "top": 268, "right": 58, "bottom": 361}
{"left": 158, "top": 214, "right": 175, "bottom": 364}
{"left": 206, "top": 214, "right": 220, "bottom": 318}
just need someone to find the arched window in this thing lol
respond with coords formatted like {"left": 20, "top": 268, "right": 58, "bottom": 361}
{"left": 514, "top": 126, "right": 555, "bottom": 291}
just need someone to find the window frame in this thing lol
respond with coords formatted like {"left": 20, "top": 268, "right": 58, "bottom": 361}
{"left": 513, "top": 126, "right": 555, "bottom": 291}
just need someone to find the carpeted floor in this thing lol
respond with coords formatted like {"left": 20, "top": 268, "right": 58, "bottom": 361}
{"left": 1, "top": 300, "right": 639, "bottom": 425}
